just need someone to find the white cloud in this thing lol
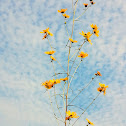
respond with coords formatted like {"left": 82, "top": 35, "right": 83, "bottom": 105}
{"left": 0, "top": 0, "right": 126, "bottom": 125}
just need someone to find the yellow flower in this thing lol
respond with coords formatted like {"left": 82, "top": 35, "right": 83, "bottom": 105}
{"left": 95, "top": 71, "right": 102, "bottom": 76}
{"left": 44, "top": 50, "right": 56, "bottom": 55}
{"left": 41, "top": 80, "right": 54, "bottom": 89}
{"left": 87, "top": 38, "right": 92, "bottom": 45}
{"left": 69, "top": 38, "right": 78, "bottom": 43}
{"left": 58, "top": 8, "right": 67, "bottom": 13}
{"left": 86, "top": 32, "right": 92, "bottom": 38}
{"left": 99, "top": 83, "right": 108, "bottom": 88}
{"left": 93, "top": 29, "right": 99, "bottom": 37}
{"left": 40, "top": 28, "right": 49, "bottom": 34}
{"left": 62, "top": 13, "right": 70, "bottom": 18}
{"left": 90, "top": 24, "right": 99, "bottom": 37}
{"left": 97, "top": 82, "right": 109, "bottom": 95}
{"left": 83, "top": 3, "right": 88, "bottom": 7}
{"left": 86, "top": 118, "right": 94, "bottom": 125}
{"left": 79, "top": 31, "right": 87, "bottom": 37}
{"left": 80, "top": 31, "right": 92, "bottom": 45}
{"left": 41, "top": 80, "right": 49, "bottom": 86}
{"left": 90, "top": 24, "right": 98, "bottom": 30}
{"left": 50, "top": 56, "right": 56, "bottom": 61}
{"left": 50, "top": 79, "right": 61, "bottom": 84}
{"left": 97, "top": 87, "right": 103, "bottom": 92}
{"left": 78, "top": 51, "right": 88, "bottom": 58}
{"left": 41, "top": 79, "right": 61, "bottom": 89}
{"left": 40, "top": 27, "right": 53, "bottom": 36}
{"left": 66, "top": 110, "right": 79, "bottom": 120}
{"left": 60, "top": 77, "right": 68, "bottom": 81}
{"left": 48, "top": 31, "right": 53, "bottom": 36}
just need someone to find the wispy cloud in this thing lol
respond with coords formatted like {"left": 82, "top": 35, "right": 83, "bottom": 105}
{"left": 0, "top": 0, "right": 126, "bottom": 126}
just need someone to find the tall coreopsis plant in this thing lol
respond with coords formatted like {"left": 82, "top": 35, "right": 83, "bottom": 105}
{"left": 40, "top": 0, "right": 108, "bottom": 126}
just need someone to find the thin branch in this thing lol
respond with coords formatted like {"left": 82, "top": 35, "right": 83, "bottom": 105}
{"left": 47, "top": 37, "right": 53, "bottom": 50}
{"left": 47, "top": 38, "right": 67, "bottom": 74}
{"left": 68, "top": 60, "right": 82, "bottom": 91}
{"left": 52, "top": 62, "right": 64, "bottom": 121}
{"left": 47, "top": 91, "right": 60, "bottom": 126}
{"left": 74, "top": 5, "right": 91, "bottom": 21}
{"left": 52, "top": 72, "right": 67, "bottom": 77}
{"left": 68, "top": 76, "right": 97, "bottom": 105}
{"left": 69, "top": 40, "right": 86, "bottom": 74}
{"left": 63, "top": 82, "right": 67, "bottom": 111}
{"left": 66, "top": 1, "right": 79, "bottom": 125}
{"left": 64, "top": 19, "right": 70, "bottom": 38}
{"left": 68, "top": 105, "right": 85, "bottom": 111}
{"left": 55, "top": 58, "right": 67, "bottom": 73}
{"left": 72, "top": 93, "right": 101, "bottom": 126}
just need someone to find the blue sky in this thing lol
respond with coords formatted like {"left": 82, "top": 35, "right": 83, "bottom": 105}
{"left": 0, "top": 0, "right": 126, "bottom": 126}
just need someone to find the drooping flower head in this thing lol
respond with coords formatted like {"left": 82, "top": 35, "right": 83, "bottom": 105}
{"left": 95, "top": 71, "right": 102, "bottom": 76}
{"left": 66, "top": 110, "right": 79, "bottom": 120}
{"left": 62, "top": 13, "right": 70, "bottom": 18}
{"left": 50, "top": 56, "right": 56, "bottom": 61}
{"left": 97, "top": 82, "right": 109, "bottom": 95}
{"left": 69, "top": 38, "right": 78, "bottom": 43}
{"left": 58, "top": 8, "right": 67, "bottom": 13}
{"left": 44, "top": 50, "right": 56, "bottom": 55}
{"left": 86, "top": 118, "right": 94, "bottom": 125}
{"left": 83, "top": 3, "right": 88, "bottom": 7}
{"left": 60, "top": 77, "right": 68, "bottom": 81}
{"left": 78, "top": 51, "right": 88, "bottom": 58}
{"left": 42, "top": 33, "right": 48, "bottom": 40}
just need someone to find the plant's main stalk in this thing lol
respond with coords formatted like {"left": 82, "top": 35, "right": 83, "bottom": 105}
{"left": 65, "top": 1, "right": 79, "bottom": 126}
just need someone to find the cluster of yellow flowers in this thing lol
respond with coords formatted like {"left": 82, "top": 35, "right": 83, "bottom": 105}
{"left": 68, "top": 25, "right": 99, "bottom": 60}
{"left": 44, "top": 50, "right": 56, "bottom": 61}
{"left": 94, "top": 72, "right": 108, "bottom": 95}
{"left": 80, "top": 24, "right": 99, "bottom": 45}
{"left": 90, "top": 24, "right": 99, "bottom": 37}
{"left": 40, "top": 27, "right": 53, "bottom": 40}
{"left": 58, "top": 8, "right": 70, "bottom": 18}
{"left": 41, "top": 77, "right": 68, "bottom": 89}
{"left": 65, "top": 110, "right": 94, "bottom": 125}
